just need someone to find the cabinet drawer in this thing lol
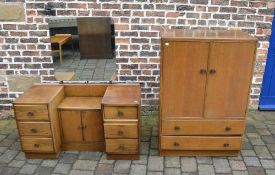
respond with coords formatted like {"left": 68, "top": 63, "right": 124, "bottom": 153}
{"left": 105, "top": 139, "right": 138, "bottom": 154}
{"left": 21, "top": 137, "right": 54, "bottom": 152}
{"left": 104, "top": 123, "right": 138, "bottom": 138}
{"left": 161, "top": 120, "right": 245, "bottom": 135}
{"left": 14, "top": 105, "right": 49, "bottom": 121}
{"left": 18, "top": 122, "right": 52, "bottom": 136}
{"left": 104, "top": 107, "right": 137, "bottom": 119}
{"left": 161, "top": 136, "right": 242, "bottom": 150}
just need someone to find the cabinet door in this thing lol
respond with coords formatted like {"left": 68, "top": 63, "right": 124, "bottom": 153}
{"left": 82, "top": 111, "right": 104, "bottom": 142}
{"left": 205, "top": 42, "right": 256, "bottom": 118}
{"left": 60, "top": 111, "right": 83, "bottom": 142}
{"left": 161, "top": 41, "right": 209, "bottom": 118}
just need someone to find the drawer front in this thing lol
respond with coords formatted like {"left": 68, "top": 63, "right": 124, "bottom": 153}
{"left": 105, "top": 139, "right": 138, "bottom": 154}
{"left": 161, "top": 120, "right": 245, "bottom": 135}
{"left": 104, "top": 107, "right": 137, "bottom": 119}
{"left": 161, "top": 136, "right": 242, "bottom": 151}
{"left": 18, "top": 122, "right": 52, "bottom": 136}
{"left": 14, "top": 105, "right": 49, "bottom": 121}
{"left": 104, "top": 123, "right": 138, "bottom": 139}
{"left": 21, "top": 137, "right": 54, "bottom": 152}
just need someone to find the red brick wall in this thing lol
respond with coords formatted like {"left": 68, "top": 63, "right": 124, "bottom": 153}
{"left": 0, "top": 0, "right": 274, "bottom": 114}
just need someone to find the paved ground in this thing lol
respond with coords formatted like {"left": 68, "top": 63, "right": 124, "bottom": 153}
{"left": 53, "top": 51, "right": 116, "bottom": 81}
{"left": 0, "top": 111, "right": 275, "bottom": 175}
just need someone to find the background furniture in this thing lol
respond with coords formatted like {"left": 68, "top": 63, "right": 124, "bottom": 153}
{"left": 159, "top": 29, "right": 257, "bottom": 156}
{"left": 102, "top": 85, "right": 140, "bottom": 160}
{"left": 77, "top": 17, "right": 115, "bottom": 59}
{"left": 13, "top": 84, "right": 140, "bottom": 160}
{"left": 50, "top": 34, "right": 74, "bottom": 64}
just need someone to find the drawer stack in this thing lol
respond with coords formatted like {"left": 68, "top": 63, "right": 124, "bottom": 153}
{"left": 102, "top": 85, "right": 141, "bottom": 160}
{"left": 15, "top": 105, "right": 55, "bottom": 156}
{"left": 160, "top": 120, "right": 245, "bottom": 156}
{"left": 13, "top": 85, "right": 64, "bottom": 159}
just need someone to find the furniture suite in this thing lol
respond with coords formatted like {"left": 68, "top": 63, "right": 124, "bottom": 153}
{"left": 159, "top": 29, "right": 257, "bottom": 156}
{"left": 13, "top": 83, "right": 140, "bottom": 160}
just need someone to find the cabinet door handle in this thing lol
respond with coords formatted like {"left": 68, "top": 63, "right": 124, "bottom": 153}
{"left": 33, "top": 144, "right": 40, "bottom": 148}
{"left": 27, "top": 112, "right": 34, "bottom": 117}
{"left": 174, "top": 142, "right": 180, "bottom": 147}
{"left": 31, "top": 128, "right": 37, "bottom": 133}
{"left": 200, "top": 69, "right": 207, "bottom": 75}
{"left": 174, "top": 126, "right": 181, "bottom": 131}
{"left": 209, "top": 69, "right": 216, "bottom": 75}
{"left": 118, "top": 111, "right": 124, "bottom": 117}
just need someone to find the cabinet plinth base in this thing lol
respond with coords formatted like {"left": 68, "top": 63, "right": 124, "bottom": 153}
{"left": 107, "top": 154, "right": 139, "bottom": 160}
{"left": 160, "top": 150, "right": 240, "bottom": 157}
{"left": 62, "top": 142, "right": 105, "bottom": 151}
{"left": 25, "top": 152, "right": 60, "bottom": 159}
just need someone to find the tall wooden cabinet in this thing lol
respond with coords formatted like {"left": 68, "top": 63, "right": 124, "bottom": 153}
{"left": 160, "top": 29, "right": 257, "bottom": 156}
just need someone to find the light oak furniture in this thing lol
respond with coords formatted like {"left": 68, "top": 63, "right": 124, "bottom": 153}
{"left": 159, "top": 29, "right": 257, "bottom": 156}
{"left": 102, "top": 85, "right": 141, "bottom": 160}
{"left": 13, "top": 84, "right": 140, "bottom": 160}
{"left": 50, "top": 34, "right": 74, "bottom": 64}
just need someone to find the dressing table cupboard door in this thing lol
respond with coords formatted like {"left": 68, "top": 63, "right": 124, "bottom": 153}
{"left": 82, "top": 111, "right": 104, "bottom": 142}
{"left": 60, "top": 111, "right": 83, "bottom": 143}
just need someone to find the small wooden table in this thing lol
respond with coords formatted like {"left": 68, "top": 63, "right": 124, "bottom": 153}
{"left": 50, "top": 34, "right": 73, "bottom": 64}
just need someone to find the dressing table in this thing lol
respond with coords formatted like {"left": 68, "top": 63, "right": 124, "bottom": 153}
{"left": 13, "top": 83, "right": 141, "bottom": 160}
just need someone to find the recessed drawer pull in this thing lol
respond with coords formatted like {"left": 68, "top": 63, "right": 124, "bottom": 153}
{"left": 223, "top": 143, "right": 229, "bottom": 147}
{"left": 174, "top": 126, "right": 181, "bottom": 131}
{"left": 117, "top": 111, "right": 124, "bottom": 117}
{"left": 118, "top": 130, "right": 124, "bottom": 136}
{"left": 174, "top": 142, "right": 180, "bottom": 147}
{"left": 118, "top": 144, "right": 125, "bottom": 150}
{"left": 27, "top": 112, "right": 34, "bottom": 117}
{"left": 31, "top": 128, "right": 37, "bottom": 133}
{"left": 225, "top": 127, "right": 231, "bottom": 131}
{"left": 33, "top": 144, "right": 40, "bottom": 148}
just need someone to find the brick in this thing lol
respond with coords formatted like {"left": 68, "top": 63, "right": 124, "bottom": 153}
{"left": 213, "top": 14, "right": 230, "bottom": 20}
{"left": 211, "top": 0, "right": 229, "bottom": 5}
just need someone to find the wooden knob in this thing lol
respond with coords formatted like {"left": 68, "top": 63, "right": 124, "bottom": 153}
{"left": 174, "top": 142, "right": 180, "bottom": 147}
{"left": 174, "top": 126, "right": 181, "bottom": 131}
{"left": 34, "top": 144, "right": 40, "bottom": 148}
{"left": 31, "top": 128, "right": 37, "bottom": 133}
{"left": 200, "top": 69, "right": 207, "bottom": 75}
{"left": 27, "top": 112, "right": 34, "bottom": 117}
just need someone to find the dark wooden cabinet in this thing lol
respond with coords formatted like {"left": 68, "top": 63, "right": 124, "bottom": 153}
{"left": 160, "top": 29, "right": 257, "bottom": 156}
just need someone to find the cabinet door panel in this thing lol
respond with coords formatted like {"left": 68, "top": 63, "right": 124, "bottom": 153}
{"left": 161, "top": 41, "right": 209, "bottom": 118}
{"left": 60, "top": 111, "right": 82, "bottom": 142}
{"left": 82, "top": 111, "right": 104, "bottom": 142}
{"left": 205, "top": 42, "right": 256, "bottom": 118}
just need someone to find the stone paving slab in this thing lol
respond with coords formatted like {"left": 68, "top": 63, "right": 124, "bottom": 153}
{"left": 0, "top": 111, "right": 275, "bottom": 174}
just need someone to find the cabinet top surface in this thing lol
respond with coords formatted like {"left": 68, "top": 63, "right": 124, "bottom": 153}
{"left": 57, "top": 97, "right": 102, "bottom": 110}
{"left": 102, "top": 84, "right": 141, "bottom": 106}
{"left": 13, "top": 85, "right": 63, "bottom": 104}
{"left": 161, "top": 29, "right": 257, "bottom": 41}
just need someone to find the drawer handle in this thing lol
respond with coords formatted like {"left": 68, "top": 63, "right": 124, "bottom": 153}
{"left": 27, "top": 112, "right": 34, "bottom": 117}
{"left": 174, "top": 142, "right": 180, "bottom": 147}
{"left": 33, "top": 144, "right": 40, "bottom": 148}
{"left": 118, "top": 111, "right": 124, "bottom": 117}
{"left": 118, "top": 130, "right": 124, "bottom": 136}
{"left": 225, "top": 127, "right": 231, "bottom": 131}
{"left": 224, "top": 143, "right": 230, "bottom": 147}
{"left": 31, "top": 128, "right": 37, "bottom": 133}
{"left": 118, "top": 144, "right": 125, "bottom": 150}
{"left": 174, "top": 126, "right": 181, "bottom": 131}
